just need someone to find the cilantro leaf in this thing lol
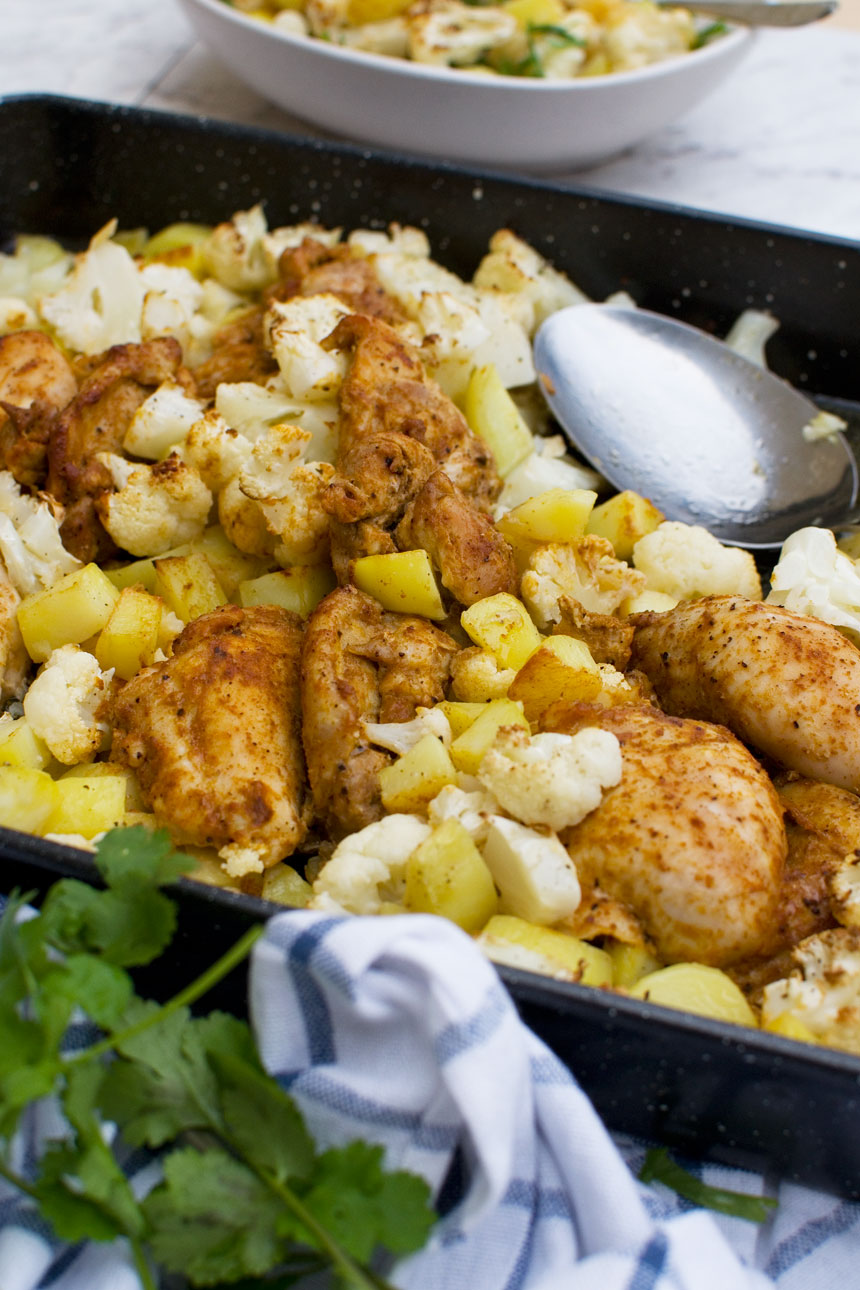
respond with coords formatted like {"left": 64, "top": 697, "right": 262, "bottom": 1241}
{"left": 212, "top": 1049, "right": 316, "bottom": 1184}
{"left": 143, "top": 1145, "right": 287, "bottom": 1284}
{"left": 300, "top": 1141, "right": 435, "bottom": 1264}
{"left": 94, "top": 825, "right": 195, "bottom": 890}
{"left": 43, "top": 954, "right": 133, "bottom": 1030}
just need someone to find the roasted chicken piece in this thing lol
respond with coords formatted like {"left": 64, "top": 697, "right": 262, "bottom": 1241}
{"left": 111, "top": 604, "right": 309, "bottom": 878}
{"left": 47, "top": 337, "right": 192, "bottom": 562}
{"left": 542, "top": 700, "right": 787, "bottom": 967}
{"left": 0, "top": 563, "right": 30, "bottom": 702}
{"left": 630, "top": 595, "right": 860, "bottom": 791}
{"left": 269, "top": 237, "right": 408, "bottom": 326}
{"left": 301, "top": 584, "right": 459, "bottom": 838}
{"left": 0, "top": 330, "right": 78, "bottom": 488}
{"left": 321, "top": 314, "right": 515, "bottom": 602}
{"left": 551, "top": 595, "right": 635, "bottom": 669}
{"left": 192, "top": 306, "right": 278, "bottom": 399}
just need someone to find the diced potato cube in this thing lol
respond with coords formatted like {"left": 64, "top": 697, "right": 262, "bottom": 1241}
{"left": 462, "top": 363, "right": 533, "bottom": 477}
{"left": 95, "top": 586, "right": 163, "bottom": 680}
{"left": 436, "top": 700, "right": 488, "bottom": 739}
{"left": 18, "top": 563, "right": 120, "bottom": 663}
{"left": 347, "top": 0, "right": 412, "bottom": 19}
{"left": 379, "top": 734, "right": 457, "bottom": 814}
{"left": 608, "top": 940, "right": 662, "bottom": 989}
{"left": 142, "top": 222, "right": 213, "bottom": 278}
{"left": 238, "top": 566, "right": 336, "bottom": 618}
{"left": 479, "top": 914, "right": 613, "bottom": 985}
{"left": 619, "top": 589, "right": 679, "bottom": 615}
{"left": 46, "top": 774, "right": 128, "bottom": 839}
{"left": 405, "top": 818, "right": 498, "bottom": 932}
{"left": 504, "top": 0, "right": 565, "bottom": 24}
{"left": 586, "top": 490, "right": 664, "bottom": 562}
{"left": 497, "top": 487, "right": 597, "bottom": 546}
{"left": 449, "top": 697, "right": 529, "bottom": 775}
{"left": 154, "top": 552, "right": 227, "bottom": 624}
{"left": 482, "top": 816, "right": 581, "bottom": 924}
{"left": 261, "top": 863, "right": 314, "bottom": 908}
{"left": 507, "top": 634, "right": 601, "bottom": 722}
{"left": 628, "top": 963, "right": 758, "bottom": 1027}
{"left": 761, "top": 1012, "right": 817, "bottom": 1043}
{"left": 0, "top": 765, "right": 59, "bottom": 834}
{"left": 461, "top": 592, "right": 542, "bottom": 670}
{"left": 175, "top": 525, "right": 272, "bottom": 597}
{"left": 104, "top": 558, "right": 159, "bottom": 594}
{"left": 352, "top": 549, "right": 446, "bottom": 620}
{"left": 61, "top": 762, "right": 145, "bottom": 812}
{"left": 0, "top": 716, "right": 51, "bottom": 769}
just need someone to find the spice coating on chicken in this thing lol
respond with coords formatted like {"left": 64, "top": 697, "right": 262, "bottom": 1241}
{"left": 630, "top": 595, "right": 860, "bottom": 791}
{"left": 48, "top": 337, "right": 191, "bottom": 561}
{"left": 542, "top": 701, "right": 787, "bottom": 966}
{"left": 301, "top": 585, "right": 459, "bottom": 838}
{"left": 270, "top": 238, "right": 408, "bottom": 326}
{"left": 110, "top": 604, "right": 309, "bottom": 874}
{"left": 0, "top": 331, "right": 78, "bottom": 489}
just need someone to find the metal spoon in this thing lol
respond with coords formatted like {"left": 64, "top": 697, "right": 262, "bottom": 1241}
{"left": 656, "top": 0, "right": 837, "bottom": 25}
{"left": 532, "top": 303, "right": 857, "bottom": 549}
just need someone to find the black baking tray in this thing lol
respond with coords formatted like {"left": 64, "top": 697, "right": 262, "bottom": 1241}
{"left": 3, "top": 92, "right": 860, "bottom": 1200}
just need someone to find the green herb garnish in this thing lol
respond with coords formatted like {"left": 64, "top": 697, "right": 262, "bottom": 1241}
{"left": 0, "top": 826, "right": 436, "bottom": 1289}
{"left": 639, "top": 1147, "right": 778, "bottom": 1224}
{"left": 692, "top": 20, "right": 729, "bottom": 47}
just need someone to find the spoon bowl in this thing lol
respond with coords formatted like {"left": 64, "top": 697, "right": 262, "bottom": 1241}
{"left": 533, "top": 303, "right": 858, "bottom": 549}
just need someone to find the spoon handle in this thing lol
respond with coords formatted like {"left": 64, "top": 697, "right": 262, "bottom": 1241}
{"left": 658, "top": 0, "right": 837, "bottom": 24}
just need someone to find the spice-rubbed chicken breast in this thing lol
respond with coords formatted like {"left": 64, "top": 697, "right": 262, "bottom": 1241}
{"left": 111, "top": 604, "right": 309, "bottom": 878}
{"left": 301, "top": 584, "right": 459, "bottom": 838}
{"left": 0, "top": 330, "right": 78, "bottom": 488}
{"left": 543, "top": 700, "right": 787, "bottom": 966}
{"left": 630, "top": 595, "right": 860, "bottom": 791}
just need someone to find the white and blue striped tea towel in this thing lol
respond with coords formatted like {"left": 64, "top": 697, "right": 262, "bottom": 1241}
{"left": 2, "top": 906, "right": 860, "bottom": 1288}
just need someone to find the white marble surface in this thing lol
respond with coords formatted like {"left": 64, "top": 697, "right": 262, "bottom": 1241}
{"left": 3, "top": 0, "right": 860, "bottom": 241}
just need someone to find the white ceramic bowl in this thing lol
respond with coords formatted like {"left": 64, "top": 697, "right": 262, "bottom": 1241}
{"left": 178, "top": 0, "right": 755, "bottom": 173}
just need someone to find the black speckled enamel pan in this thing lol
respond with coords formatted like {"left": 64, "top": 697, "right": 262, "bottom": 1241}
{"left": 3, "top": 92, "right": 860, "bottom": 1200}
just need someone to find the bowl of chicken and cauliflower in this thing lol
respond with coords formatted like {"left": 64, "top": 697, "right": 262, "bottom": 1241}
{"left": 1, "top": 208, "right": 860, "bottom": 1056}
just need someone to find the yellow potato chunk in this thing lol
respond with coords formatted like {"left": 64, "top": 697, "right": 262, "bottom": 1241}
{"left": 142, "top": 222, "right": 213, "bottom": 279}
{"left": 405, "top": 818, "right": 498, "bottom": 932}
{"left": 436, "top": 700, "right": 489, "bottom": 739}
{"left": 0, "top": 716, "right": 51, "bottom": 770}
{"left": 95, "top": 586, "right": 163, "bottom": 680}
{"left": 449, "top": 697, "right": 529, "bottom": 775}
{"left": 497, "top": 487, "right": 598, "bottom": 546}
{"left": 379, "top": 734, "right": 457, "bottom": 814}
{"left": 608, "top": 940, "right": 662, "bottom": 989}
{"left": 261, "top": 864, "right": 314, "bottom": 908}
{"left": 154, "top": 552, "right": 227, "bottom": 624}
{"left": 461, "top": 592, "right": 542, "bottom": 670}
{"left": 762, "top": 1012, "right": 817, "bottom": 1044}
{"left": 629, "top": 963, "right": 758, "bottom": 1028}
{"left": 104, "top": 558, "right": 159, "bottom": 594}
{"left": 171, "top": 525, "right": 272, "bottom": 598}
{"left": 480, "top": 914, "right": 613, "bottom": 985}
{"left": 61, "top": 762, "right": 145, "bottom": 812}
{"left": 619, "top": 589, "right": 679, "bottom": 615}
{"left": 348, "top": 0, "right": 412, "bottom": 19}
{"left": 352, "top": 550, "right": 446, "bottom": 620}
{"left": 238, "top": 566, "right": 336, "bottom": 618}
{"left": 507, "top": 634, "right": 601, "bottom": 722}
{"left": 586, "top": 490, "right": 664, "bottom": 562}
{"left": 17, "top": 563, "right": 120, "bottom": 663}
{"left": 0, "top": 765, "right": 59, "bottom": 835}
{"left": 504, "top": 0, "right": 565, "bottom": 24}
{"left": 46, "top": 774, "right": 128, "bottom": 839}
{"left": 462, "top": 363, "right": 533, "bottom": 478}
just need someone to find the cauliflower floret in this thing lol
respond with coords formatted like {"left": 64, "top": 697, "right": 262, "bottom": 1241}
{"left": 23, "top": 644, "right": 114, "bottom": 766}
{"left": 537, "top": 10, "right": 598, "bottom": 78}
{"left": 96, "top": 453, "right": 213, "bottom": 557}
{"left": 761, "top": 927, "right": 860, "bottom": 1055}
{"left": 482, "top": 814, "right": 582, "bottom": 924}
{"left": 0, "top": 471, "right": 80, "bottom": 597}
{"left": 767, "top": 526, "right": 860, "bottom": 643}
{"left": 139, "top": 261, "right": 205, "bottom": 357}
{"left": 184, "top": 411, "right": 254, "bottom": 491}
{"left": 476, "top": 726, "right": 622, "bottom": 832}
{"left": 123, "top": 381, "right": 206, "bottom": 461}
{"left": 215, "top": 382, "right": 340, "bottom": 464}
{"left": 407, "top": 0, "right": 517, "bottom": 65}
{"left": 203, "top": 205, "right": 275, "bottom": 293}
{"left": 342, "top": 15, "right": 409, "bottom": 55}
{"left": 497, "top": 435, "right": 603, "bottom": 513}
{"left": 266, "top": 294, "right": 352, "bottom": 401}
{"left": 633, "top": 521, "right": 762, "bottom": 602}
{"left": 603, "top": 2, "right": 694, "bottom": 72}
{"left": 802, "top": 410, "right": 848, "bottom": 443}
{"left": 724, "top": 308, "right": 779, "bottom": 368}
{"left": 347, "top": 224, "right": 431, "bottom": 260}
{"left": 232, "top": 425, "right": 334, "bottom": 565}
{"left": 473, "top": 229, "right": 590, "bottom": 333}
{"left": 264, "top": 220, "right": 342, "bottom": 266}
{"left": 522, "top": 536, "right": 646, "bottom": 628}
{"left": 38, "top": 221, "right": 145, "bottom": 354}
{"left": 829, "top": 854, "right": 860, "bottom": 929}
{"left": 426, "top": 781, "right": 499, "bottom": 844}
{"left": 0, "top": 235, "right": 73, "bottom": 307}
{"left": 0, "top": 298, "right": 38, "bottom": 334}
{"left": 217, "top": 477, "right": 277, "bottom": 558}
{"left": 450, "top": 646, "right": 516, "bottom": 702}
{"left": 365, "top": 706, "right": 453, "bottom": 757}
{"left": 310, "top": 814, "right": 433, "bottom": 915}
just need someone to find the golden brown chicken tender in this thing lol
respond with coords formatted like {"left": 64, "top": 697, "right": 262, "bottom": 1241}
{"left": 543, "top": 700, "right": 787, "bottom": 967}
{"left": 110, "top": 603, "right": 309, "bottom": 876}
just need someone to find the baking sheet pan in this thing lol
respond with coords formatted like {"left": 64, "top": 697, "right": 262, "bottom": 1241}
{"left": 2, "top": 92, "right": 860, "bottom": 1199}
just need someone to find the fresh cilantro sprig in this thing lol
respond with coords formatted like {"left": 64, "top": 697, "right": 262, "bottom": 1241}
{"left": 0, "top": 826, "right": 436, "bottom": 1289}
{"left": 639, "top": 1147, "right": 778, "bottom": 1224}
